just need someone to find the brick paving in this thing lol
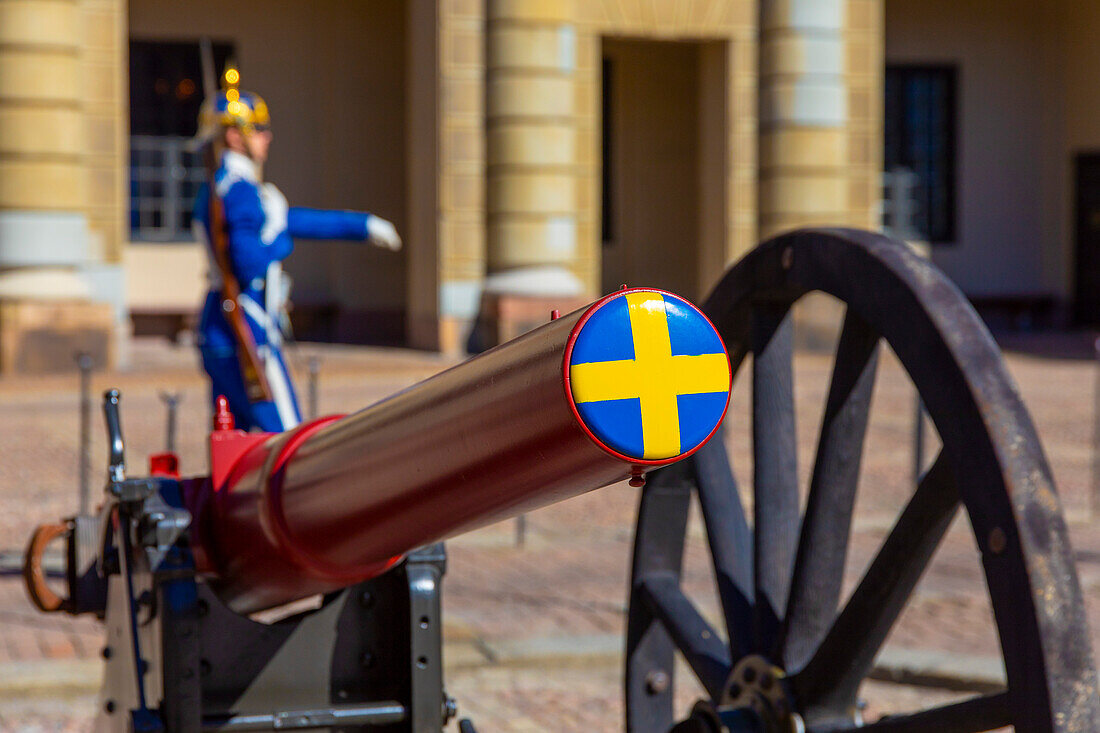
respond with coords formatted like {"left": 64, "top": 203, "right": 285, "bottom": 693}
{"left": 0, "top": 333, "right": 1096, "bottom": 730}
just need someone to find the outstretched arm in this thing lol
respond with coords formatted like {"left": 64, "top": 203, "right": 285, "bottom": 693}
{"left": 288, "top": 207, "right": 402, "bottom": 250}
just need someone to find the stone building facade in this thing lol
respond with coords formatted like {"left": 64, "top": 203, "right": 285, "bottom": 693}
{"left": 0, "top": 0, "right": 886, "bottom": 368}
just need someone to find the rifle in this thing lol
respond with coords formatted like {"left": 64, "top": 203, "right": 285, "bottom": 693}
{"left": 200, "top": 41, "right": 272, "bottom": 403}
{"left": 202, "top": 144, "right": 272, "bottom": 403}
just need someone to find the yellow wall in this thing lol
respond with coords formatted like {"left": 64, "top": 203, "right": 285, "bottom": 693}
{"left": 434, "top": 0, "right": 487, "bottom": 352}
{"left": 129, "top": 0, "right": 407, "bottom": 317}
{"left": 848, "top": 0, "right": 883, "bottom": 232}
{"left": 885, "top": 0, "right": 1060, "bottom": 297}
{"left": 82, "top": 0, "right": 127, "bottom": 265}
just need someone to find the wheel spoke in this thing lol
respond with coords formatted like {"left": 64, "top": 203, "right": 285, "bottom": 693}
{"left": 639, "top": 573, "right": 732, "bottom": 700}
{"left": 626, "top": 462, "right": 695, "bottom": 732}
{"left": 780, "top": 310, "right": 879, "bottom": 669}
{"left": 693, "top": 433, "right": 755, "bottom": 660}
{"left": 793, "top": 452, "right": 960, "bottom": 712}
{"left": 751, "top": 304, "right": 799, "bottom": 654}
{"left": 808, "top": 691, "right": 1011, "bottom": 733}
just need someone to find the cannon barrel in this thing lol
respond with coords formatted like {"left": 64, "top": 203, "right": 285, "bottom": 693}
{"left": 195, "top": 288, "right": 732, "bottom": 613}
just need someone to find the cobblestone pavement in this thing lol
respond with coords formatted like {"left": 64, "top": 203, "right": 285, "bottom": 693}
{"left": 0, "top": 334, "right": 1096, "bottom": 730}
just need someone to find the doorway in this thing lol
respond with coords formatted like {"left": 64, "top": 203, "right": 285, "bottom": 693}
{"left": 600, "top": 38, "right": 727, "bottom": 300}
{"left": 1074, "top": 153, "right": 1100, "bottom": 325}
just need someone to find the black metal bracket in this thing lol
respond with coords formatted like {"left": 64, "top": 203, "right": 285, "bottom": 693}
{"left": 100, "top": 533, "right": 452, "bottom": 731}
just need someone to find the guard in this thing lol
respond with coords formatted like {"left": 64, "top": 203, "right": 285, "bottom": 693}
{"left": 193, "top": 67, "right": 401, "bottom": 432}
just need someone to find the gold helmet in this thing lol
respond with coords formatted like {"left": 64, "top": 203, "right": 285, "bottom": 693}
{"left": 196, "top": 66, "right": 270, "bottom": 141}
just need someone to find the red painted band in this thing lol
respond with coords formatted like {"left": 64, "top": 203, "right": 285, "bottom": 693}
{"left": 259, "top": 414, "right": 402, "bottom": 583}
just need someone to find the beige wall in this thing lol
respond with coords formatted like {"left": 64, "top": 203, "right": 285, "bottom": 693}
{"left": 405, "top": 0, "right": 441, "bottom": 349}
{"left": 129, "top": 0, "right": 407, "bottom": 320}
{"left": 886, "top": 0, "right": 1059, "bottom": 297}
{"left": 125, "top": 243, "right": 205, "bottom": 311}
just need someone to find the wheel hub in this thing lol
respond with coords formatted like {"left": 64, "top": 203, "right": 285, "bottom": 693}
{"left": 718, "top": 656, "right": 804, "bottom": 732}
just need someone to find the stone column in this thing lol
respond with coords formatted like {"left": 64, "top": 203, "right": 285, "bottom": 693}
{"left": 481, "top": 0, "right": 587, "bottom": 346}
{"left": 758, "top": 0, "right": 848, "bottom": 237}
{"left": 0, "top": 0, "right": 113, "bottom": 371}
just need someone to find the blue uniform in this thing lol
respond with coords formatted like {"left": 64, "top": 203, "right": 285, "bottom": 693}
{"left": 194, "top": 150, "right": 375, "bottom": 432}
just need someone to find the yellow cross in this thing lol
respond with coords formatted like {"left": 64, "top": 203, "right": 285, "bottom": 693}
{"left": 570, "top": 292, "right": 730, "bottom": 459}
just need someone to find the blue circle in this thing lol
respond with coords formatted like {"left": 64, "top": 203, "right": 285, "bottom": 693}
{"left": 569, "top": 291, "right": 729, "bottom": 461}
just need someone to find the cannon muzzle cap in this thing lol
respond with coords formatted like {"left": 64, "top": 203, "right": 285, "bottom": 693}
{"left": 564, "top": 288, "right": 732, "bottom": 465}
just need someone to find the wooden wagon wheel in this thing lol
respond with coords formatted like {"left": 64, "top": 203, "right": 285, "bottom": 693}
{"left": 625, "top": 229, "right": 1099, "bottom": 732}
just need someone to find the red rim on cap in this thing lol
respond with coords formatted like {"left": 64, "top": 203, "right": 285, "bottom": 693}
{"left": 562, "top": 288, "right": 732, "bottom": 467}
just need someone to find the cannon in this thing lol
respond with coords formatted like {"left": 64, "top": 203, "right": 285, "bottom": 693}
{"left": 22, "top": 230, "right": 1100, "bottom": 732}
{"left": 24, "top": 286, "right": 732, "bottom": 731}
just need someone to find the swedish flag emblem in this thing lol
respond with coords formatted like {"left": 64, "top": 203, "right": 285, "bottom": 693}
{"left": 567, "top": 290, "right": 731, "bottom": 462}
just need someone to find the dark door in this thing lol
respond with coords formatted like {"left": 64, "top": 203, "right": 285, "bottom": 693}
{"left": 601, "top": 39, "right": 701, "bottom": 298}
{"left": 1074, "top": 153, "right": 1100, "bottom": 324}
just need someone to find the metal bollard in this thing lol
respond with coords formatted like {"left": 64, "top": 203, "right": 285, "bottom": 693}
{"left": 159, "top": 392, "right": 183, "bottom": 454}
{"left": 75, "top": 351, "right": 94, "bottom": 515}
{"left": 308, "top": 356, "right": 321, "bottom": 420}
{"left": 1092, "top": 338, "right": 1100, "bottom": 519}
{"left": 514, "top": 515, "right": 526, "bottom": 548}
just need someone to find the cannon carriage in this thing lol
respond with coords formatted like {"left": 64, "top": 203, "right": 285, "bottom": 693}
{"left": 23, "top": 229, "right": 1100, "bottom": 732}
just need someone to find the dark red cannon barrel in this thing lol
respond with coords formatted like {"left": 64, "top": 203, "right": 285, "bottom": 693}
{"left": 195, "top": 288, "right": 732, "bottom": 613}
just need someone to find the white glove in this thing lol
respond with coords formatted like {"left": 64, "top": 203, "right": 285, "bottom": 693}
{"left": 367, "top": 215, "right": 402, "bottom": 251}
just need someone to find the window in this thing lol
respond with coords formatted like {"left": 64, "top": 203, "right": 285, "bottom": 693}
{"left": 601, "top": 57, "right": 614, "bottom": 244}
{"left": 884, "top": 65, "right": 957, "bottom": 243}
{"left": 129, "top": 40, "right": 233, "bottom": 242}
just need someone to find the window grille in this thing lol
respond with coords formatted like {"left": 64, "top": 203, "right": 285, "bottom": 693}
{"left": 129, "top": 135, "right": 207, "bottom": 242}
{"left": 884, "top": 65, "right": 957, "bottom": 243}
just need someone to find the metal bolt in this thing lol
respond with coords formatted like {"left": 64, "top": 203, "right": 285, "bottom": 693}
{"left": 360, "top": 650, "right": 375, "bottom": 668}
{"left": 360, "top": 590, "right": 375, "bottom": 608}
{"left": 853, "top": 699, "right": 868, "bottom": 726}
{"left": 645, "top": 669, "right": 670, "bottom": 695}
{"left": 989, "top": 527, "right": 1007, "bottom": 554}
{"left": 101, "top": 646, "right": 112, "bottom": 660}
{"left": 105, "top": 700, "right": 116, "bottom": 714}
{"left": 443, "top": 696, "right": 458, "bottom": 723}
